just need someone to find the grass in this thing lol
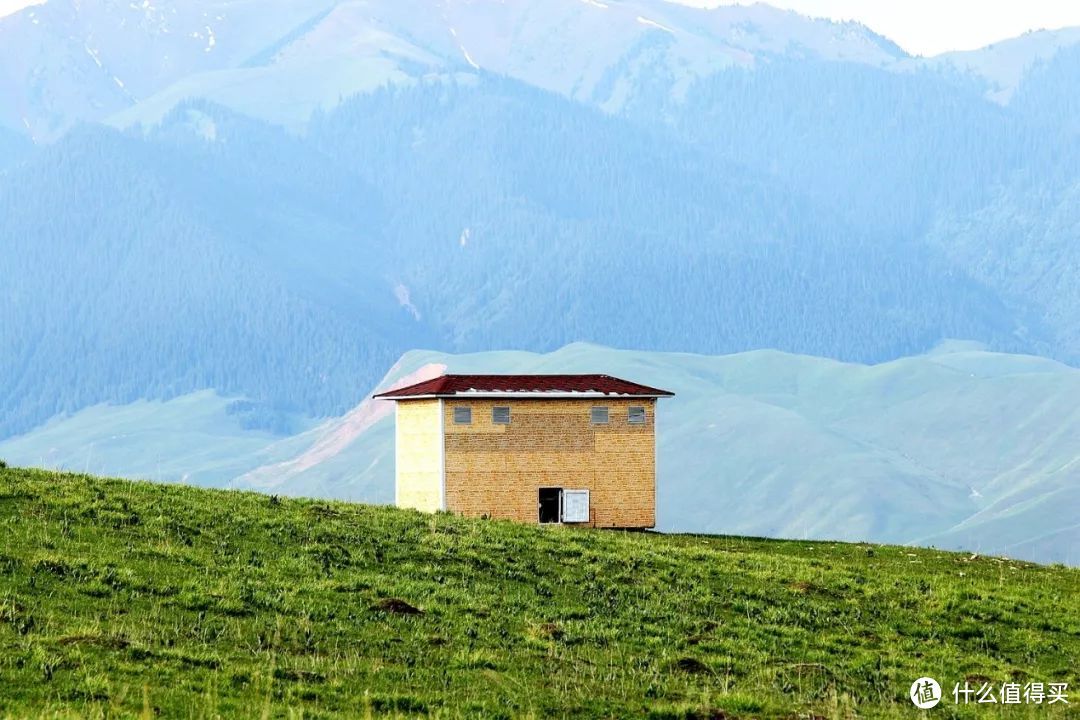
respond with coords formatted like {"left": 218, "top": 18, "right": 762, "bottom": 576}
{"left": 0, "top": 467, "right": 1077, "bottom": 719}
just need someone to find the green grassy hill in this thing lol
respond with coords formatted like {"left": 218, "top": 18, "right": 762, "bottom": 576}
{"left": 236, "top": 342, "right": 1080, "bottom": 566}
{"left": 1, "top": 468, "right": 1077, "bottom": 718}
{"left": 7, "top": 342, "right": 1080, "bottom": 566}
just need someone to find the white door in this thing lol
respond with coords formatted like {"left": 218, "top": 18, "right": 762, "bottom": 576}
{"left": 561, "top": 489, "right": 590, "bottom": 523}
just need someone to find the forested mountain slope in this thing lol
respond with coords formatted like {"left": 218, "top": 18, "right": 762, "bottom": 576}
{"left": 926, "top": 177, "right": 1080, "bottom": 358}
{"left": 662, "top": 60, "right": 1075, "bottom": 240}
{"left": 1009, "top": 43, "right": 1080, "bottom": 136}
{"left": 0, "top": 112, "right": 418, "bottom": 438}
{"left": 312, "top": 79, "right": 1030, "bottom": 358}
{"left": 0, "top": 78, "right": 1049, "bottom": 439}
{"left": 0, "top": 127, "right": 32, "bottom": 170}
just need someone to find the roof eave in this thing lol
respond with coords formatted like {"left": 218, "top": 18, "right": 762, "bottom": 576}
{"left": 374, "top": 391, "right": 674, "bottom": 400}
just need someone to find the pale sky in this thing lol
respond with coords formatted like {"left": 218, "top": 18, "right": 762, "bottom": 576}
{"left": 0, "top": 0, "right": 41, "bottom": 18}
{"left": 673, "top": 0, "right": 1080, "bottom": 56}
{"left": 3, "top": 0, "right": 1080, "bottom": 56}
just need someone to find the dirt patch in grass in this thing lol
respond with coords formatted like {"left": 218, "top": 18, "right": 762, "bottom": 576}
{"left": 274, "top": 668, "right": 326, "bottom": 684}
{"left": 674, "top": 657, "right": 712, "bottom": 675}
{"left": 57, "top": 634, "right": 130, "bottom": 650}
{"left": 537, "top": 622, "right": 564, "bottom": 640}
{"left": 371, "top": 597, "right": 423, "bottom": 615}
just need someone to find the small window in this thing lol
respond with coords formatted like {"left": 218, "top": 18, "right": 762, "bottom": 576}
{"left": 492, "top": 406, "right": 511, "bottom": 425}
{"left": 591, "top": 406, "right": 609, "bottom": 424}
{"left": 628, "top": 406, "right": 647, "bottom": 424}
{"left": 453, "top": 406, "right": 472, "bottom": 424}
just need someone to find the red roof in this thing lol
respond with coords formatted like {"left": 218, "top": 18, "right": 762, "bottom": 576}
{"left": 373, "top": 374, "right": 675, "bottom": 399}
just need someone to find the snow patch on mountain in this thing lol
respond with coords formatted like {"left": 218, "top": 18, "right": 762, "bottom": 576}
{"left": 3, "top": 0, "right": 1074, "bottom": 138}
{"left": 85, "top": 44, "right": 102, "bottom": 67}
{"left": 637, "top": 15, "right": 675, "bottom": 33}
{"left": 394, "top": 284, "right": 422, "bottom": 321}
{"left": 461, "top": 45, "right": 480, "bottom": 69}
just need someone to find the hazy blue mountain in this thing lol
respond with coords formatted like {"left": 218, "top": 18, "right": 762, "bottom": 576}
{"left": 8, "top": 0, "right": 1079, "bottom": 143}
{"left": 1, "top": 0, "right": 913, "bottom": 138}
{"left": 0, "top": 110, "right": 425, "bottom": 438}
{"left": 926, "top": 176, "right": 1080, "bottom": 357}
{"left": 311, "top": 77, "right": 1037, "bottom": 358}
{"left": 1009, "top": 43, "right": 1080, "bottom": 136}
{"left": 0, "top": 0, "right": 340, "bottom": 138}
{"left": 918, "top": 27, "right": 1080, "bottom": 104}
{"left": 1, "top": 79, "right": 1049, "bottom": 438}
{"left": 662, "top": 58, "right": 1080, "bottom": 243}
{"left": 0, "top": 126, "right": 33, "bottom": 170}
{"left": 0, "top": 391, "right": 318, "bottom": 485}
{"left": 5, "top": 0, "right": 1080, "bottom": 145}
{"left": 4, "top": 342, "right": 1077, "bottom": 565}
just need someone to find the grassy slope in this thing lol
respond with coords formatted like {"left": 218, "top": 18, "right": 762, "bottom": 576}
{"left": 235, "top": 342, "right": 1080, "bottom": 564}
{"left": 1, "top": 469, "right": 1077, "bottom": 719}
{"left": 7, "top": 343, "right": 1079, "bottom": 564}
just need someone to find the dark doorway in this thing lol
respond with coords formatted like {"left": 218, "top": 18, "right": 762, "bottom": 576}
{"left": 538, "top": 488, "right": 562, "bottom": 524}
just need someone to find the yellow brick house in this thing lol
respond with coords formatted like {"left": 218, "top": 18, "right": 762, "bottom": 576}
{"left": 374, "top": 374, "right": 674, "bottom": 528}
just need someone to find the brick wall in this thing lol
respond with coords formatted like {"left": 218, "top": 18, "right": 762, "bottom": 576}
{"left": 441, "top": 398, "right": 657, "bottom": 528}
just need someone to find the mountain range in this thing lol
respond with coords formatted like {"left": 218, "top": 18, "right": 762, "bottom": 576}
{"left": 5, "top": 0, "right": 1080, "bottom": 139}
{"left": 1, "top": 0, "right": 1078, "bottom": 563}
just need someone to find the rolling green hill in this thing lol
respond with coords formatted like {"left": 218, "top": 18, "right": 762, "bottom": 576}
{"left": 232, "top": 342, "right": 1080, "bottom": 566}
{"left": 0, "top": 468, "right": 1077, "bottom": 718}
{"left": 4, "top": 342, "right": 1079, "bottom": 566}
